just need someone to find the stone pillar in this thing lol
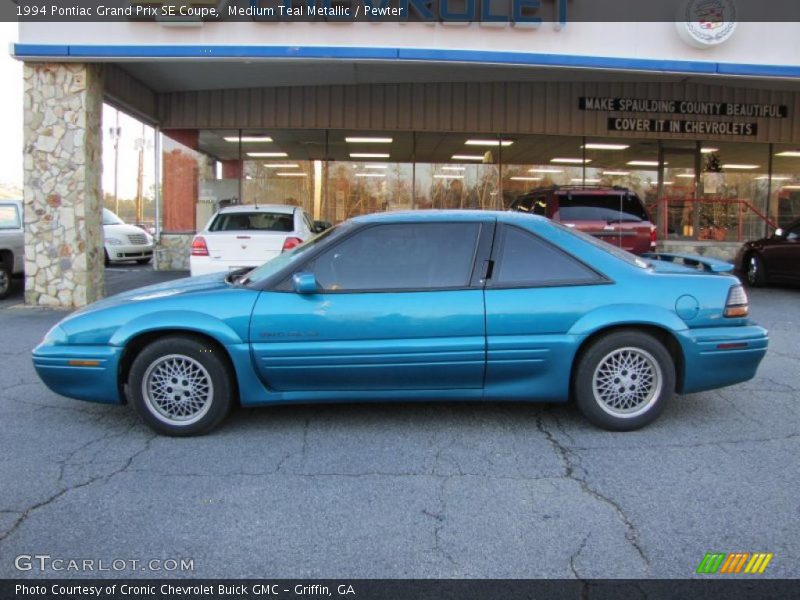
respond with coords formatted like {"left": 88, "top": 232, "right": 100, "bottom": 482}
{"left": 23, "top": 63, "right": 104, "bottom": 308}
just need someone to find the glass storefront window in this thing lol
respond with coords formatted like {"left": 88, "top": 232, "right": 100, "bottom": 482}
{"left": 697, "top": 142, "right": 769, "bottom": 241}
{"left": 414, "top": 132, "right": 500, "bottom": 211}
{"left": 771, "top": 144, "right": 800, "bottom": 229}
{"left": 501, "top": 134, "right": 587, "bottom": 207}
{"left": 326, "top": 131, "right": 413, "bottom": 221}
{"left": 661, "top": 145, "right": 697, "bottom": 240}
{"left": 168, "top": 129, "right": 800, "bottom": 242}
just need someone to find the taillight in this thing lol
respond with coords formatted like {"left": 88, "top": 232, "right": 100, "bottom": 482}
{"left": 282, "top": 237, "right": 303, "bottom": 253}
{"left": 649, "top": 225, "right": 657, "bottom": 249}
{"left": 191, "top": 236, "right": 209, "bottom": 257}
{"left": 724, "top": 285, "right": 748, "bottom": 318}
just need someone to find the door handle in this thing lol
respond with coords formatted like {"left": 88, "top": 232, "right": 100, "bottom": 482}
{"left": 480, "top": 260, "right": 494, "bottom": 280}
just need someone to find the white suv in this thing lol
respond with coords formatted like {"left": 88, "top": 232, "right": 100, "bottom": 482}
{"left": 190, "top": 204, "right": 315, "bottom": 277}
{"left": 0, "top": 199, "right": 23, "bottom": 300}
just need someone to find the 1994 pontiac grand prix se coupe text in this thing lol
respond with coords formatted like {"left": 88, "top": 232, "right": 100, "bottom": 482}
{"left": 33, "top": 211, "right": 768, "bottom": 436}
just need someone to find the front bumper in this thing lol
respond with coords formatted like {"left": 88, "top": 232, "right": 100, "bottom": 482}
{"left": 32, "top": 343, "right": 125, "bottom": 404}
{"left": 107, "top": 243, "right": 154, "bottom": 262}
{"left": 678, "top": 324, "right": 768, "bottom": 394}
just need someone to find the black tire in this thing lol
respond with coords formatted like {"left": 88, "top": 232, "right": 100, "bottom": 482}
{"left": 0, "top": 262, "right": 11, "bottom": 300}
{"left": 573, "top": 330, "right": 675, "bottom": 432}
{"left": 128, "top": 335, "right": 234, "bottom": 436}
{"left": 744, "top": 252, "right": 767, "bottom": 287}
{"left": 136, "top": 257, "right": 152, "bottom": 265}
{"left": 104, "top": 250, "right": 111, "bottom": 267}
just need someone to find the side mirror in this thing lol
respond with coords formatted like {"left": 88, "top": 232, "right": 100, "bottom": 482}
{"left": 292, "top": 272, "right": 318, "bottom": 294}
{"left": 313, "top": 220, "right": 332, "bottom": 233}
{"left": 774, "top": 228, "right": 784, "bottom": 238}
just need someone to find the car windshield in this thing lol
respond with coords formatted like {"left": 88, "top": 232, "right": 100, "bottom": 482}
{"left": 550, "top": 220, "right": 650, "bottom": 268}
{"left": 242, "top": 225, "right": 342, "bottom": 285}
{"left": 557, "top": 193, "right": 648, "bottom": 222}
{"left": 210, "top": 211, "right": 295, "bottom": 232}
{"left": 102, "top": 209, "right": 124, "bottom": 226}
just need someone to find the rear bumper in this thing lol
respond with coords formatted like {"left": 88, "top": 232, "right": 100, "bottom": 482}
{"left": 677, "top": 325, "right": 768, "bottom": 394}
{"left": 32, "top": 344, "right": 124, "bottom": 404}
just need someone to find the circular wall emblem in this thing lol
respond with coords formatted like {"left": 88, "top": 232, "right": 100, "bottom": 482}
{"left": 676, "top": 0, "right": 738, "bottom": 49}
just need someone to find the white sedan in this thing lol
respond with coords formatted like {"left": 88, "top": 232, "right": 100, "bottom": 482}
{"left": 103, "top": 209, "right": 154, "bottom": 265}
{"left": 190, "top": 204, "right": 315, "bottom": 277}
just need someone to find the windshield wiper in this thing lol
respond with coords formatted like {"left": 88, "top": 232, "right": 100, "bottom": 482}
{"left": 226, "top": 268, "right": 253, "bottom": 286}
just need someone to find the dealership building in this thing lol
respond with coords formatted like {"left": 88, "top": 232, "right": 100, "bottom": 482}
{"left": 12, "top": 4, "right": 800, "bottom": 307}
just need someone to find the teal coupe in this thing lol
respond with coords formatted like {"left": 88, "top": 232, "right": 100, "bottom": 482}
{"left": 33, "top": 211, "right": 768, "bottom": 435}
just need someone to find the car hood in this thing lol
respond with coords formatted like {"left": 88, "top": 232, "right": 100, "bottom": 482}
{"left": 103, "top": 223, "right": 150, "bottom": 238}
{"left": 74, "top": 272, "right": 233, "bottom": 315}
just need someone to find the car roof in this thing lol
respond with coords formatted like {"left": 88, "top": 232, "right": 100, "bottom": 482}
{"left": 351, "top": 209, "right": 548, "bottom": 225}
{"left": 217, "top": 204, "right": 297, "bottom": 214}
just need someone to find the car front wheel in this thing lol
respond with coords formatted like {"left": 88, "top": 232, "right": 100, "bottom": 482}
{"left": 574, "top": 331, "right": 675, "bottom": 431}
{"left": 128, "top": 335, "right": 233, "bottom": 436}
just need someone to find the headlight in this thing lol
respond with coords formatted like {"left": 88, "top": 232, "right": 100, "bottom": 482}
{"left": 105, "top": 238, "right": 123, "bottom": 246}
{"left": 42, "top": 324, "right": 67, "bottom": 346}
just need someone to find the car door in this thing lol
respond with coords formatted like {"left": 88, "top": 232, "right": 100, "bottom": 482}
{"left": 0, "top": 202, "right": 24, "bottom": 273}
{"left": 249, "top": 219, "right": 493, "bottom": 392}
{"left": 483, "top": 224, "right": 609, "bottom": 400}
{"left": 765, "top": 222, "right": 800, "bottom": 282}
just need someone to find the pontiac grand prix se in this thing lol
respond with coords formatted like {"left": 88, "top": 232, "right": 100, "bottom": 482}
{"left": 32, "top": 211, "right": 768, "bottom": 436}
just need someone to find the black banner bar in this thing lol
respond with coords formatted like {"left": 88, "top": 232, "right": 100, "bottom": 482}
{"left": 3, "top": 0, "right": 800, "bottom": 23}
{"left": 3, "top": 579, "right": 799, "bottom": 600}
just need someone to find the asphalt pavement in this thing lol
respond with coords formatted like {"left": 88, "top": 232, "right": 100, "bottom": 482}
{"left": 0, "top": 265, "right": 797, "bottom": 579}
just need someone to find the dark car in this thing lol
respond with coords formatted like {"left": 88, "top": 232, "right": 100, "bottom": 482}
{"left": 509, "top": 185, "right": 657, "bottom": 255}
{"left": 735, "top": 219, "right": 800, "bottom": 287}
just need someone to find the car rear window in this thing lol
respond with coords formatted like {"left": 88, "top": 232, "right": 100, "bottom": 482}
{"left": 557, "top": 194, "right": 648, "bottom": 223}
{"left": 210, "top": 211, "right": 295, "bottom": 232}
{"left": 0, "top": 204, "right": 21, "bottom": 229}
{"left": 550, "top": 220, "right": 650, "bottom": 269}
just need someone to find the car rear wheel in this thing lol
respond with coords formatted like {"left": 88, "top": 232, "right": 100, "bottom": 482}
{"left": 128, "top": 335, "right": 233, "bottom": 436}
{"left": 745, "top": 253, "right": 767, "bottom": 287}
{"left": 0, "top": 263, "right": 11, "bottom": 300}
{"left": 574, "top": 331, "right": 675, "bottom": 431}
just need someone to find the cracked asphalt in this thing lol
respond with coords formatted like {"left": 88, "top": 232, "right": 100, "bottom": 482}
{"left": 0, "top": 267, "right": 798, "bottom": 579}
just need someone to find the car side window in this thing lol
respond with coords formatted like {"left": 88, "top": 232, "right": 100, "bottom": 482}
{"left": 0, "top": 205, "right": 21, "bottom": 229}
{"left": 492, "top": 225, "right": 602, "bottom": 287}
{"left": 307, "top": 223, "right": 481, "bottom": 292}
{"left": 787, "top": 225, "right": 800, "bottom": 242}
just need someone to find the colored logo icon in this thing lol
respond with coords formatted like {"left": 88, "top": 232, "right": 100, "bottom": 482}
{"left": 696, "top": 552, "right": 773, "bottom": 574}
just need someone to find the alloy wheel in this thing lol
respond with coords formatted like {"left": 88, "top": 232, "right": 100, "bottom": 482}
{"left": 591, "top": 347, "right": 663, "bottom": 419}
{"left": 141, "top": 354, "right": 214, "bottom": 426}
